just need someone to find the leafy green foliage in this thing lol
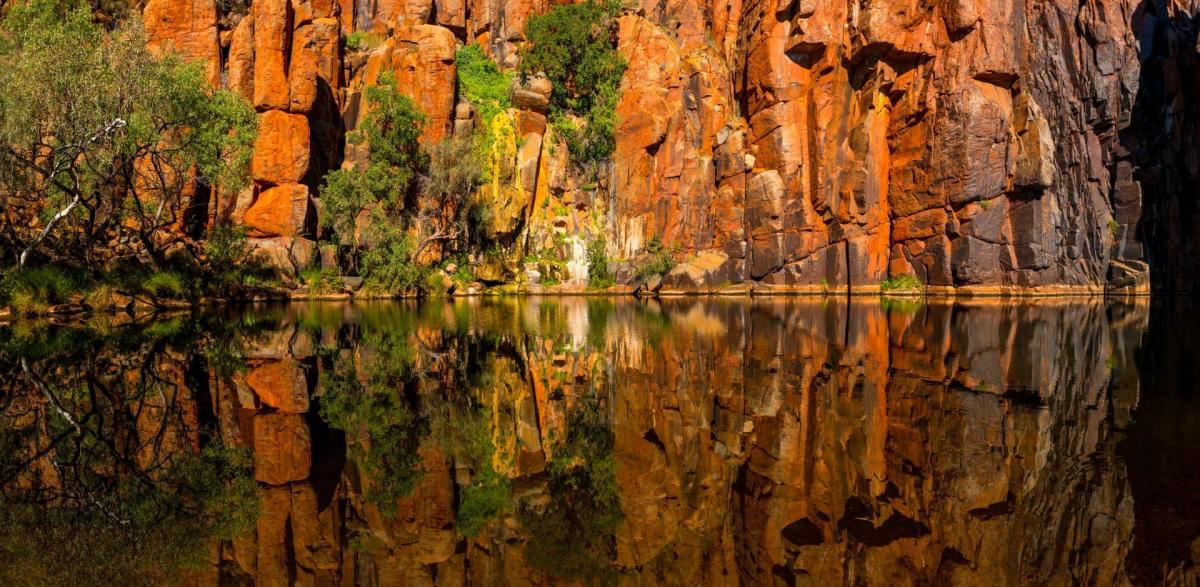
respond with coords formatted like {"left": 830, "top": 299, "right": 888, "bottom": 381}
{"left": 343, "top": 30, "right": 381, "bottom": 51}
{"left": 444, "top": 406, "right": 510, "bottom": 536}
{"left": 880, "top": 273, "right": 924, "bottom": 292}
{"left": 452, "top": 263, "right": 476, "bottom": 285}
{"left": 360, "top": 211, "right": 429, "bottom": 293}
{"left": 521, "top": 0, "right": 626, "bottom": 169}
{"left": 201, "top": 223, "right": 277, "bottom": 293}
{"left": 548, "top": 85, "right": 621, "bottom": 168}
{"left": 319, "top": 73, "right": 428, "bottom": 282}
{"left": 521, "top": 0, "right": 625, "bottom": 114}
{"left": 522, "top": 400, "right": 623, "bottom": 585}
{"left": 587, "top": 239, "right": 615, "bottom": 289}
{"left": 635, "top": 236, "right": 677, "bottom": 280}
{"left": 323, "top": 73, "right": 425, "bottom": 219}
{"left": 0, "top": 0, "right": 257, "bottom": 267}
{"left": 458, "top": 476, "right": 510, "bottom": 535}
{"left": 0, "top": 443, "right": 257, "bottom": 586}
{"left": 320, "top": 320, "right": 426, "bottom": 511}
{"left": 422, "top": 134, "right": 489, "bottom": 242}
{"left": 0, "top": 311, "right": 267, "bottom": 586}
{"left": 320, "top": 163, "right": 395, "bottom": 246}
{"left": 142, "top": 271, "right": 186, "bottom": 298}
{"left": 299, "top": 267, "right": 342, "bottom": 294}
{"left": 359, "top": 73, "right": 428, "bottom": 181}
{"left": 879, "top": 296, "right": 924, "bottom": 314}
{"left": 456, "top": 44, "right": 512, "bottom": 130}
{"left": 0, "top": 266, "right": 82, "bottom": 312}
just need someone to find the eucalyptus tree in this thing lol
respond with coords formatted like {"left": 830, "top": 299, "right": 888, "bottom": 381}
{"left": 0, "top": 0, "right": 257, "bottom": 270}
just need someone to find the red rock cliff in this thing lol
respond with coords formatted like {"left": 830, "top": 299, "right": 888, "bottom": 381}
{"left": 144, "top": 0, "right": 1200, "bottom": 293}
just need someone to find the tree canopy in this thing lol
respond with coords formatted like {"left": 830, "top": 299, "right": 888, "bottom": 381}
{"left": 0, "top": 0, "right": 257, "bottom": 270}
{"left": 520, "top": 0, "right": 626, "bottom": 168}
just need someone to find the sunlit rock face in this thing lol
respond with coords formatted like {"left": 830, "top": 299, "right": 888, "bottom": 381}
{"left": 3, "top": 299, "right": 1199, "bottom": 585}
{"left": 137, "top": 0, "right": 1200, "bottom": 291}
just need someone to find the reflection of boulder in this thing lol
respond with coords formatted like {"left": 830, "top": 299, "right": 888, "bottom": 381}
{"left": 253, "top": 413, "right": 312, "bottom": 485}
{"left": 243, "top": 360, "right": 310, "bottom": 413}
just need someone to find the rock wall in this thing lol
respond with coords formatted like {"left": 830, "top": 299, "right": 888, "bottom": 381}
{"left": 142, "top": 0, "right": 1199, "bottom": 292}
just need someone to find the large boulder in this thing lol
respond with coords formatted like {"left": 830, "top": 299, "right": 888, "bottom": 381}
{"left": 661, "top": 250, "right": 739, "bottom": 292}
{"left": 243, "top": 360, "right": 310, "bottom": 413}
{"left": 509, "top": 74, "right": 552, "bottom": 113}
{"left": 242, "top": 183, "right": 314, "bottom": 238}
{"left": 251, "top": 111, "right": 311, "bottom": 185}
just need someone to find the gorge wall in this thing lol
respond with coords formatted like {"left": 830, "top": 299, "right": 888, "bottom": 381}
{"left": 142, "top": 0, "right": 1200, "bottom": 293}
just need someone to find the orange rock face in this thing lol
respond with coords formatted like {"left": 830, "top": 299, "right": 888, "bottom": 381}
{"left": 143, "top": 0, "right": 221, "bottom": 88}
{"left": 252, "top": 0, "right": 292, "bottom": 111}
{"left": 242, "top": 183, "right": 314, "bottom": 238}
{"left": 253, "top": 412, "right": 312, "bottom": 485}
{"left": 139, "top": 0, "right": 1192, "bottom": 290}
{"left": 243, "top": 360, "right": 310, "bottom": 412}
{"left": 359, "top": 24, "right": 458, "bottom": 144}
{"left": 251, "top": 110, "right": 311, "bottom": 185}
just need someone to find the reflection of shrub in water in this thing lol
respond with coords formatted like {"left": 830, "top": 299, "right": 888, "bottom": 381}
{"left": 0, "top": 441, "right": 256, "bottom": 586}
{"left": 879, "top": 296, "right": 925, "bottom": 315}
{"left": 522, "top": 399, "right": 623, "bottom": 585}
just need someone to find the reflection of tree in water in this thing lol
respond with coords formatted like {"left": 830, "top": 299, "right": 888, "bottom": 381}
{"left": 522, "top": 398, "right": 624, "bottom": 586}
{"left": 318, "top": 310, "right": 426, "bottom": 512}
{"left": 0, "top": 316, "right": 264, "bottom": 586}
{"left": 429, "top": 331, "right": 523, "bottom": 536}
{"left": 316, "top": 302, "right": 629, "bottom": 582}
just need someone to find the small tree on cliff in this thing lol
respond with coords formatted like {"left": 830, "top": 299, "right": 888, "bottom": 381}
{"left": 520, "top": 0, "right": 626, "bottom": 170}
{"left": 320, "top": 72, "right": 429, "bottom": 287}
{"left": 0, "top": 0, "right": 257, "bottom": 270}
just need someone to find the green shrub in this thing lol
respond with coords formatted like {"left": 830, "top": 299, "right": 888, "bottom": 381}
{"left": 586, "top": 239, "right": 614, "bottom": 289}
{"left": 423, "top": 134, "right": 488, "bottom": 241}
{"left": 0, "top": 1, "right": 256, "bottom": 269}
{"left": 142, "top": 271, "right": 186, "bottom": 298}
{"left": 1, "top": 266, "right": 83, "bottom": 312}
{"left": 320, "top": 164, "right": 395, "bottom": 248}
{"left": 360, "top": 212, "right": 428, "bottom": 293}
{"left": 452, "top": 263, "right": 476, "bottom": 285}
{"left": 202, "top": 223, "right": 275, "bottom": 293}
{"left": 456, "top": 44, "right": 511, "bottom": 130}
{"left": 880, "top": 273, "right": 924, "bottom": 292}
{"left": 320, "top": 73, "right": 426, "bottom": 271}
{"left": 359, "top": 73, "right": 427, "bottom": 178}
{"left": 299, "top": 268, "right": 342, "bottom": 294}
{"left": 521, "top": 0, "right": 626, "bottom": 169}
{"left": 457, "top": 473, "right": 510, "bottom": 536}
{"left": 344, "top": 31, "right": 381, "bottom": 52}
{"left": 635, "top": 236, "right": 676, "bottom": 280}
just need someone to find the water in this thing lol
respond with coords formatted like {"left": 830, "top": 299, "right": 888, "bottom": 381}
{"left": 0, "top": 297, "right": 1197, "bottom": 586}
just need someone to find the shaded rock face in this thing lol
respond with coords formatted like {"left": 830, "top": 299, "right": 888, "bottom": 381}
{"left": 3, "top": 299, "right": 1199, "bottom": 585}
{"left": 1125, "top": 0, "right": 1200, "bottom": 292}
{"left": 142, "top": 0, "right": 1198, "bottom": 290}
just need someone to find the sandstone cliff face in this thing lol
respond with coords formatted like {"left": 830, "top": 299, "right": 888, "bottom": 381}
{"left": 144, "top": 0, "right": 1198, "bottom": 291}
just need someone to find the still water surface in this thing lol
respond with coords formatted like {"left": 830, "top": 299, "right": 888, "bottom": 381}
{"left": 0, "top": 298, "right": 1197, "bottom": 586}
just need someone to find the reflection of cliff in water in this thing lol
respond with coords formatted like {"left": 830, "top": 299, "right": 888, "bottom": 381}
{"left": 0, "top": 298, "right": 1197, "bottom": 586}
